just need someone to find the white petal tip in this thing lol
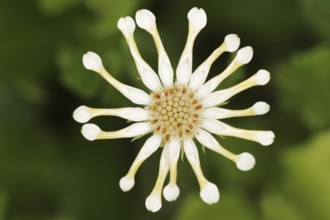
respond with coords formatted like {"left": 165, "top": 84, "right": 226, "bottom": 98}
{"left": 224, "top": 34, "right": 240, "bottom": 52}
{"left": 188, "top": 7, "right": 207, "bottom": 31}
{"left": 119, "top": 176, "right": 135, "bottom": 192}
{"left": 73, "top": 105, "right": 92, "bottom": 123}
{"left": 236, "top": 46, "right": 253, "bottom": 64}
{"left": 200, "top": 183, "right": 220, "bottom": 204}
{"left": 145, "top": 195, "right": 162, "bottom": 212}
{"left": 252, "top": 102, "right": 270, "bottom": 115}
{"left": 81, "top": 123, "right": 101, "bottom": 141}
{"left": 236, "top": 152, "right": 256, "bottom": 171}
{"left": 117, "top": 16, "right": 136, "bottom": 35}
{"left": 83, "top": 52, "right": 103, "bottom": 72}
{"left": 256, "top": 131, "right": 275, "bottom": 146}
{"left": 135, "top": 9, "right": 156, "bottom": 31}
{"left": 163, "top": 184, "right": 180, "bottom": 202}
{"left": 255, "top": 70, "right": 271, "bottom": 85}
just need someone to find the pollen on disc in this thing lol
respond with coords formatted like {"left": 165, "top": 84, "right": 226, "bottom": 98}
{"left": 149, "top": 85, "right": 202, "bottom": 141}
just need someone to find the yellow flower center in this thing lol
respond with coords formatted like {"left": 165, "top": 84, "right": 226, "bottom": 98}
{"left": 148, "top": 85, "right": 202, "bottom": 142}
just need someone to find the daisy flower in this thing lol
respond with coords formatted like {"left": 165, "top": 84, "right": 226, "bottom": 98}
{"left": 73, "top": 7, "right": 275, "bottom": 212}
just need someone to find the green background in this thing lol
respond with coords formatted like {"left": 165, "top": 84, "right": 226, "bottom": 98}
{"left": 1, "top": 0, "right": 330, "bottom": 219}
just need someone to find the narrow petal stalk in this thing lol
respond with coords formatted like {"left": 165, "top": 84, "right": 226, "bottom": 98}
{"left": 73, "top": 106, "right": 151, "bottom": 123}
{"left": 201, "top": 119, "right": 275, "bottom": 146}
{"left": 194, "top": 128, "right": 256, "bottom": 171}
{"left": 201, "top": 69, "right": 270, "bottom": 108}
{"left": 120, "top": 135, "right": 162, "bottom": 191}
{"left": 163, "top": 138, "right": 181, "bottom": 202}
{"left": 136, "top": 9, "right": 174, "bottom": 88}
{"left": 183, "top": 138, "right": 207, "bottom": 186}
{"left": 118, "top": 17, "right": 162, "bottom": 91}
{"left": 183, "top": 138, "right": 220, "bottom": 204}
{"left": 194, "top": 128, "right": 237, "bottom": 161}
{"left": 201, "top": 101, "right": 270, "bottom": 119}
{"left": 176, "top": 7, "right": 207, "bottom": 85}
{"left": 81, "top": 122, "right": 153, "bottom": 141}
{"left": 83, "top": 52, "right": 151, "bottom": 105}
{"left": 145, "top": 146, "right": 170, "bottom": 212}
{"left": 189, "top": 34, "right": 240, "bottom": 91}
{"left": 196, "top": 46, "right": 253, "bottom": 99}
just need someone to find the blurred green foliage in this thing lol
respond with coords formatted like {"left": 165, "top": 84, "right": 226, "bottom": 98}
{"left": 0, "top": 0, "right": 329, "bottom": 219}
{"left": 276, "top": 46, "right": 330, "bottom": 130}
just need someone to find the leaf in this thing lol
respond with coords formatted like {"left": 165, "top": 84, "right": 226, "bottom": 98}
{"left": 275, "top": 45, "right": 330, "bottom": 131}
{"left": 37, "top": 0, "right": 82, "bottom": 16}
{"left": 0, "top": 1, "right": 58, "bottom": 84}
{"left": 0, "top": 191, "right": 7, "bottom": 220}
{"left": 56, "top": 44, "right": 102, "bottom": 99}
{"left": 261, "top": 188, "right": 307, "bottom": 220}
{"left": 281, "top": 131, "right": 330, "bottom": 220}
{"left": 300, "top": 0, "right": 330, "bottom": 39}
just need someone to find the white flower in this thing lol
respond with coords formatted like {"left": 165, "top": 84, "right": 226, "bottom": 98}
{"left": 73, "top": 7, "right": 275, "bottom": 212}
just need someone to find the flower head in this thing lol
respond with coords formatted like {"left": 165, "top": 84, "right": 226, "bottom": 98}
{"left": 73, "top": 7, "right": 275, "bottom": 212}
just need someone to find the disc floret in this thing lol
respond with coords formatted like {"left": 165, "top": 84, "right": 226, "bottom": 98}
{"left": 149, "top": 85, "right": 201, "bottom": 142}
